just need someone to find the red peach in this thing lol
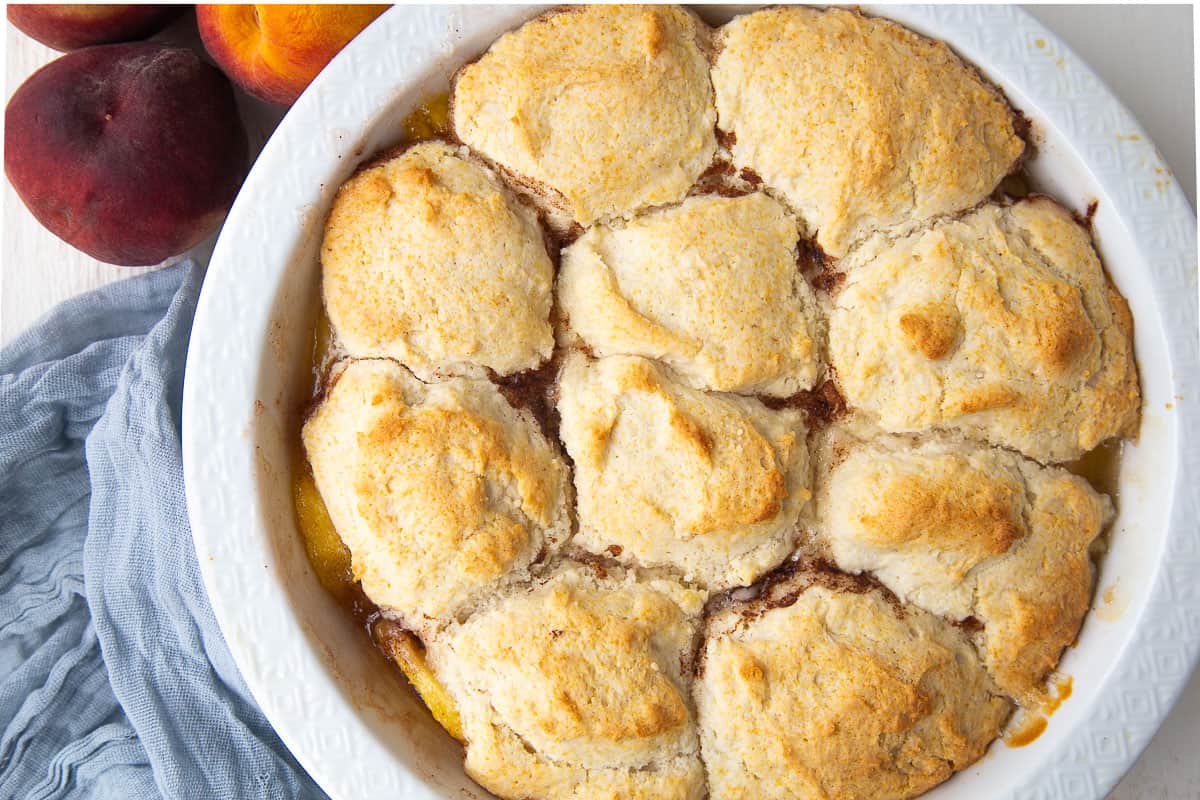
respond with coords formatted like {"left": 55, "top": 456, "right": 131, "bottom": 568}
{"left": 5, "top": 43, "right": 248, "bottom": 266}
{"left": 7, "top": 4, "right": 183, "bottom": 52}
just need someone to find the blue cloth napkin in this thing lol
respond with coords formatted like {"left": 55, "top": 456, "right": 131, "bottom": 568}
{"left": 0, "top": 261, "right": 326, "bottom": 800}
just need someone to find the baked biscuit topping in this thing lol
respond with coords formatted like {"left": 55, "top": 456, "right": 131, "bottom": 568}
{"left": 818, "top": 431, "right": 1112, "bottom": 704}
{"left": 301, "top": 360, "right": 571, "bottom": 631}
{"left": 427, "top": 563, "right": 707, "bottom": 800}
{"left": 558, "top": 192, "right": 822, "bottom": 397}
{"left": 830, "top": 197, "right": 1140, "bottom": 462}
{"left": 712, "top": 6, "right": 1024, "bottom": 257}
{"left": 697, "top": 572, "right": 1011, "bottom": 800}
{"left": 452, "top": 5, "right": 717, "bottom": 228}
{"left": 295, "top": 7, "right": 1144, "bottom": 799}
{"left": 558, "top": 354, "right": 811, "bottom": 589}
{"left": 320, "top": 140, "right": 554, "bottom": 378}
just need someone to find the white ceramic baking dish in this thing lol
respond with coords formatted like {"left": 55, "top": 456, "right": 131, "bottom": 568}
{"left": 182, "top": 6, "right": 1200, "bottom": 799}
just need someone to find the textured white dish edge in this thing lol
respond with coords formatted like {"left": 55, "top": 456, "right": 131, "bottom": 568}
{"left": 182, "top": 5, "right": 1200, "bottom": 800}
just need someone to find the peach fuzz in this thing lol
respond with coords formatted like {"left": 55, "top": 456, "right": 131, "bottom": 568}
{"left": 197, "top": 4, "right": 389, "bottom": 106}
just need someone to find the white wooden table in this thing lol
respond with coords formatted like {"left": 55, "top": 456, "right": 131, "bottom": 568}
{"left": 3, "top": 6, "right": 1197, "bottom": 799}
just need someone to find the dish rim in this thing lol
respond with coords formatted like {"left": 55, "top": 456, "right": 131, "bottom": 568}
{"left": 182, "top": 5, "right": 1200, "bottom": 799}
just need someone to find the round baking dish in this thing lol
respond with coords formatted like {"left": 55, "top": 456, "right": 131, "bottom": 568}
{"left": 182, "top": 5, "right": 1200, "bottom": 799}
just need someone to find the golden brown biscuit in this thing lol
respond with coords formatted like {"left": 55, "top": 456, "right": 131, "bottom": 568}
{"left": 558, "top": 193, "right": 822, "bottom": 396}
{"left": 297, "top": 8, "right": 1145, "bottom": 795}
{"left": 711, "top": 6, "right": 1024, "bottom": 257}
{"left": 829, "top": 197, "right": 1140, "bottom": 462}
{"left": 321, "top": 140, "right": 554, "bottom": 378}
{"left": 557, "top": 354, "right": 811, "bottom": 590}
{"left": 301, "top": 359, "right": 571, "bottom": 632}
{"left": 816, "top": 431, "right": 1112, "bottom": 704}
{"left": 451, "top": 5, "right": 716, "bottom": 228}
{"left": 696, "top": 570, "right": 1011, "bottom": 800}
{"left": 427, "top": 562, "right": 707, "bottom": 800}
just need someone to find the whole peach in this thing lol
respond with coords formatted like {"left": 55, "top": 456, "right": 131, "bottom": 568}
{"left": 7, "top": 4, "right": 183, "bottom": 52}
{"left": 5, "top": 43, "right": 248, "bottom": 267}
{"left": 197, "top": 4, "right": 389, "bottom": 106}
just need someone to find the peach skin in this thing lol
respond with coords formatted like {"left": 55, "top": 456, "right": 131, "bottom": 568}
{"left": 197, "top": 4, "right": 389, "bottom": 106}
{"left": 7, "top": 4, "right": 183, "bottom": 52}
{"left": 5, "top": 43, "right": 248, "bottom": 266}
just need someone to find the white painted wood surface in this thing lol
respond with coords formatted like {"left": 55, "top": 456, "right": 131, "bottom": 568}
{"left": 2, "top": 6, "right": 1196, "bottom": 800}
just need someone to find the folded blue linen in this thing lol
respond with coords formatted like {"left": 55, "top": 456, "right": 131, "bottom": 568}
{"left": 0, "top": 261, "right": 325, "bottom": 800}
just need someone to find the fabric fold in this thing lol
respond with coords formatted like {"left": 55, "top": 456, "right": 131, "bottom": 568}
{"left": 1, "top": 261, "right": 324, "bottom": 799}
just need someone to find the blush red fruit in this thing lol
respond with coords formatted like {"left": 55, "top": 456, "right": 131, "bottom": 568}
{"left": 5, "top": 43, "right": 248, "bottom": 266}
{"left": 7, "top": 4, "right": 184, "bottom": 52}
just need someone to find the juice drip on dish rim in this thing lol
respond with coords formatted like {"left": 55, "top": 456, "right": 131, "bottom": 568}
{"left": 1006, "top": 715, "right": 1047, "bottom": 748}
{"left": 1005, "top": 675, "right": 1074, "bottom": 748}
